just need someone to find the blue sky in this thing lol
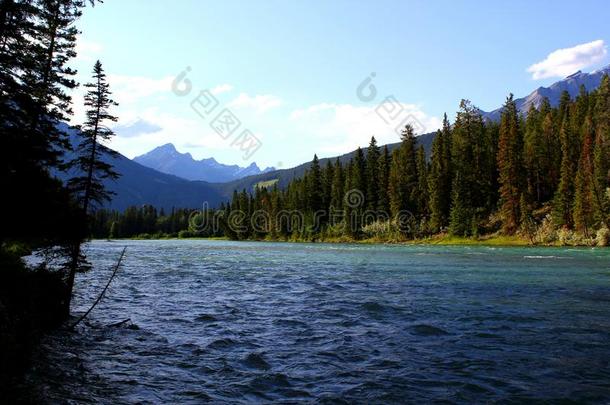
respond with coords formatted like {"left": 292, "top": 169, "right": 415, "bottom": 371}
{"left": 71, "top": 0, "right": 610, "bottom": 168}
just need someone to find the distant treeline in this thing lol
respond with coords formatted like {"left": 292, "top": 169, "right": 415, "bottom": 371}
{"left": 90, "top": 206, "right": 223, "bottom": 239}
{"left": 94, "top": 80, "right": 610, "bottom": 246}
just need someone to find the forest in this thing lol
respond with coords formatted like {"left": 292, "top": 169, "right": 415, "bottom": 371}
{"left": 93, "top": 84, "right": 610, "bottom": 246}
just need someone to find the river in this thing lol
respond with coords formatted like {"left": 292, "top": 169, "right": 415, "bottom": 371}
{"left": 16, "top": 240, "right": 610, "bottom": 403}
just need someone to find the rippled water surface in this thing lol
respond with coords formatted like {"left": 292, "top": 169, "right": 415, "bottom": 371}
{"left": 20, "top": 240, "right": 610, "bottom": 403}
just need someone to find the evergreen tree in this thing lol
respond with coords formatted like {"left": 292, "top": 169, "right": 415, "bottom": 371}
{"left": 352, "top": 147, "right": 366, "bottom": 195}
{"left": 523, "top": 104, "right": 543, "bottom": 203}
{"left": 308, "top": 154, "right": 323, "bottom": 214}
{"left": 415, "top": 144, "right": 429, "bottom": 221}
{"left": 573, "top": 117, "right": 596, "bottom": 236}
{"left": 389, "top": 124, "right": 418, "bottom": 218}
{"left": 448, "top": 100, "right": 486, "bottom": 235}
{"left": 68, "top": 60, "right": 119, "bottom": 213}
{"left": 365, "top": 136, "right": 380, "bottom": 212}
{"left": 22, "top": 0, "right": 84, "bottom": 167}
{"left": 322, "top": 159, "right": 334, "bottom": 212}
{"left": 428, "top": 114, "right": 452, "bottom": 231}
{"left": 428, "top": 129, "right": 445, "bottom": 232}
{"left": 377, "top": 145, "right": 391, "bottom": 216}
{"left": 449, "top": 173, "right": 471, "bottom": 236}
{"left": 497, "top": 94, "right": 524, "bottom": 234}
{"left": 540, "top": 99, "right": 561, "bottom": 201}
{"left": 330, "top": 158, "right": 344, "bottom": 212}
{"left": 553, "top": 116, "right": 577, "bottom": 227}
{"left": 557, "top": 90, "right": 572, "bottom": 127}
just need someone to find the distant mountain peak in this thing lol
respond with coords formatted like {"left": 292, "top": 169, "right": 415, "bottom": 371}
{"left": 482, "top": 66, "right": 610, "bottom": 121}
{"left": 566, "top": 70, "right": 583, "bottom": 79}
{"left": 133, "top": 145, "right": 272, "bottom": 183}
{"left": 157, "top": 143, "right": 177, "bottom": 151}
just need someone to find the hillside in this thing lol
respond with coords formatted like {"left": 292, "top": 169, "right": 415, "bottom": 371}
{"left": 55, "top": 125, "right": 225, "bottom": 211}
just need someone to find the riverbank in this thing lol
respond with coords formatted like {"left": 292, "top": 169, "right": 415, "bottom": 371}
{"left": 264, "top": 233, "right": 606, "bottom": 247}
{"left": 103, "top": 231, "right": 609, "bottom": 247}
{"left": 0, "top": 249, "right": 67, "bottom": 396}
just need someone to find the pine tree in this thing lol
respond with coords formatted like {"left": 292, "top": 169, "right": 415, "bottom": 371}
{"left": 322, "top": 159, "right": 334, "bottom": 212}
{"left": 377, "top": 145, "right": 391, "bottom": 216}
{"left": 523, "top": 104, "right": 543, "bottom": 203}
{"left": 553, "top": 116, "right": 577, "bottom": 228}
{"left": 353, "top": 147, "right": 366, "bottom": 195}
{"left": 365, "top": 136, "right": 380, "bottom": 212}
{"left": 448, "top": 100, "right": 486, "bottom": 235}
{"left": 428, "top": 114, "right": 452, "bottom": 231}
{"left": 497, "top": 94, "right": 524, "bottom": 234}
{"left": 339, "top": 150, "right": 363, "bottom": 236}
{"left": 416, "top": 144, "right": 429, "bottom": 221}
{"left": 68, "top": 60, "right": 119, "bottom": 213}
{"left": 65, "top": 60, "right": 119, "bottom": 314}
{"left": 449, "top": 173, "right": 470, "bottom": 236}
{"left": 574, "top": 85, "right": 590, "bottom": 136}
{"left": 308, "top": 154, "right": 323, "bottom": 214}
{"left": 330, "top": 158, "right": 344, "bottom": 212}
{"left": 343, "top": 159, "right": 359, "bottom": 236}
{"left": 540, "top": 99, "right": 561, "bottom": 201}
{"left": 573, "top": 117, "right": 596, "bottom": 236}
{"left": 389, "top": 124, "right": 418, "bottom": 218}
{"left": 557, "top": 90, "right": 572, "bottom": 128}
{"left": 22, "top": 0, "right": 84, "bottom": 167}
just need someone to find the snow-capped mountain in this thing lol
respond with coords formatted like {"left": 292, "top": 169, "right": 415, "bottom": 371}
{"left": 133, "top": 143, "right": 274, "bottom": 183}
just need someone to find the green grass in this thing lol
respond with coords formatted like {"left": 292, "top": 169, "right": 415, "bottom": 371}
{"left": 254, "top": 179, "right": 279, "bottom": 190}
{"left": 406, "top": 234, "right": 532, "bottom": 246}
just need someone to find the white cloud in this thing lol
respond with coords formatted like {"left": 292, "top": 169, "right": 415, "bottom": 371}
{"left": 211, "top": 84, "right": 234, "bottom": 95}
{"left": 107, "top": 108, "right": 238, "bottom": 159}
{"left": 75, "top": 38, "right": 103, "bottom": 63}
{"left": 228, "top": 92, "right": 282, "bottom": 113}
{"left": 69, "top": 74, "right": 174, "bottom": 124}
{"left": 108, "top": 74, "right": 174, "bottom": 104}
{"left": 527, "top": 40, "right": 607, "bottom": 80}
{"left": 289, "top": 101, "right": 441, "bottom": 155}
{"left": 113, "top": 118, "right": 162, "bottom": 138}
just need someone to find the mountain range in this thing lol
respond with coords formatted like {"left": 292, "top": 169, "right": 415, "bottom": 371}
{"left": 55, "top": 125, "right": 225, "bottom": 211}
{"left": 133, "top": 143, "right": 275, "bottom": 183}
{"left": 482, "top": 65, "right": 610, "bottom": 121}
{"left": 56, "top": 65, "right": 610, "bottom": 211}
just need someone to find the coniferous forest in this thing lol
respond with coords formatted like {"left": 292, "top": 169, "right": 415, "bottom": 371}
{"left": 220, "top": 87, "right": 609, "bottom": 245}
{"left": 92, "top": 85, "right": 610, "bottom": 246}
{"left": 1, "top": 0, "right": 118, "bottom": 383}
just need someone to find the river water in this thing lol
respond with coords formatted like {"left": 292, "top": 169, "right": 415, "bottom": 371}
{"left": 17, "top": 240, "right": 610, "bottom": 403}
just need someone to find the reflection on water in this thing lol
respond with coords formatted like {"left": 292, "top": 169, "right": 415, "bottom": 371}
{"left": 18, "top": 240, "right": 610, "bottom": 402}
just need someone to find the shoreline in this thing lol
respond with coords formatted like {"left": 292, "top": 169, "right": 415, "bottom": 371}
{"left": 92, "top": 234, "right": 607, "bottom": 248}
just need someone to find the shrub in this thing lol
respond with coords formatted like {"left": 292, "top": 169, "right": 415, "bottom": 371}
{"left": 362, "top": 220, "right": 391, "bottom": 239}
{"left": 534, "top": 214, "right": 557, "bottom": 244}
{"left": 596, "top": 226, "right": 610, "bottom": 247}
{"left": 178, "top": 230, "right": 193, "bottom": 238}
